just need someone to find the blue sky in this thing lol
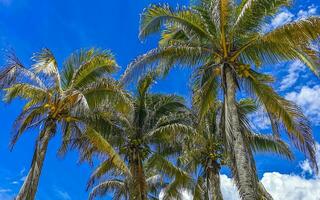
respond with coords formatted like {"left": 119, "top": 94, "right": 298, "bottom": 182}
{"left": 0, "top": 0, "right": 319, "bottom": 199}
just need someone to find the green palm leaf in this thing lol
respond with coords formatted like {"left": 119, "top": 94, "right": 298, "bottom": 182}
{"left": 140, "top": 4, "right": 210, "bottom": 40}
{"left": 85, "top": 127, "right": 130, "bottom": 176}
{"left": 248, "top": 133, "right": 294, "bottom": 160}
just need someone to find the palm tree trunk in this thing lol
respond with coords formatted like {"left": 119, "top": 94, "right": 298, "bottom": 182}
{"left": 207, "top": 161, "right": 223, "bottom": 200}
{"left": 224, "top": 66, "right": 258, "bottom": 200}
{"left": 129, "top": 149, "right": 147, "bottom": 200}
{"left": 15, "top": 123, "right": 52, "bottom": 200}
{"left": 258, "top": 182, "right": 273, "bottom": 200}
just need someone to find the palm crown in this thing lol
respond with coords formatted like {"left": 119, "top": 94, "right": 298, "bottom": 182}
{"left": 0, "top": 48, "right": 125, "bottom": 200}
{"left": 122, "top": 0, "right": 320, "bottom": 199}
{"left": 77, "top": 73, "right": 195, "bottom": 200}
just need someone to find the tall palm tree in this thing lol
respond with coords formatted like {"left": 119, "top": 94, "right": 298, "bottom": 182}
{"left": 80, "top": 127, "right": 192, "bottom": 200}
{"left": 181, "top": 99, "right": 293, "bottom": 200}
{"left": 0, "top": 48, "right": 128, "bottom": 200}
{"left": 121, "top": 0, "right": 320, "bottom": 198}
{"left": 75, "top": 73, "right": 194, "bottom": 200}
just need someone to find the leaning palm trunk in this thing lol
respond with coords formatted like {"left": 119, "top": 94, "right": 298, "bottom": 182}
{"left": 15, "top": 127, "right": 51, "bottom": 200}
{"left": 244, "top": 131, "right": 273, "bottom": 200}
{"left": 224, "top": 66, "right": 258, "bottom": 200}
{"left": 129, "top": 150, "right": 147, "bottom": 200}
{"left": 207, "top": 161, "right": 223, "bottom": 200}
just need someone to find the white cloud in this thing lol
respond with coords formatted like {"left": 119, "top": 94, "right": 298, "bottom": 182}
{"left": 279, "top": 61, "right": 305, "bottom": 91}
{"left": 300, "top": 159, "right": 313, "bottom": 176}
{"left": 159, "top": 176, "right": 240, "bottom": 200}
{"left": 55, "top": 189, "right": 72, "bottom": 200}
{"left": 159, "top": 189, "right": 192, "bottom": 200}
{"left": 182, "top": 172, "right": 320, "bottom": 200}
{"left": 263, "top": 5, "right": 318, "bottom": 33}
{"left": 180, "top": 143, "right": 320, "bottom": 200}
{"left": 271, "top": 10, "right": 294, "bottom": 29}
{"left": 180, "top": 191, "right": 192, "bottom": 200}
{"left": 220, "top": 175, "right": 240, "bottom": 200}
{"left": 261, "top": 172, "right": 320, "bottom": 200}
{"left": 262, "top": 9, "right": 293, "bottom": 33}
{"left": 219, "top": 172, "right": 320, "bottom": 200}
{"left": 0, "top": 189, "right": 11, "bottom": 193}
{"left": 285, "top": 85, "right": 320, "bottom": 125}
{"left": 263, "top": 142, "right": 320, "bottom": 199}
{"left": 297, "top": 5, "right": 318, "bottom": 19}
{"left": 249, "top": 108, "right": 271, "bottom": 130}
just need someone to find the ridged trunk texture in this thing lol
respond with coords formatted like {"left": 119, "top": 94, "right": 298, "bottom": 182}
{"left": 224, "top": 67, "right": 258, "bottom": 200}
{"left": 129, "top": 150, "right": 147, "bottom": 200}
{"left": 15, "top": 127, "right": 51, "bottom": 200}
{"left": 207, "top": 161, "right": 223, "bottom": 200}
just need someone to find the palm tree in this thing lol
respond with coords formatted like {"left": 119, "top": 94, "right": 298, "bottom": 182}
{"left": 0, "top": 48, "right": 128, "bottom": 200}
{"left": 121, "top": 0, "right": 319, "bottom": 198}
{"left": 75, "top": 72, "right": 194, "bottom": 200}
{"left": 80, "top": 127, "right": 192, "bottom": 200}
{"left": 181, "top": 99, "right": 293, "bottom": 200}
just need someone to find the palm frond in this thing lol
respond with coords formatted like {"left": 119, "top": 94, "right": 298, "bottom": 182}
{"left": 89, "top": 180, "right": 125, "bottom": 200}
{"left": 192, "top": 63, "right": 220, "bottom": 118}
{"left": 148, "top": 123, "right": 196, "bottom": 142}
{"left": 82, "top": 78, "right": 133, "bottom": 113}
{"left": 137, "top": 71, "right": 157, "bottom": 98}
{"left": 57, "top": 121, "right": 82, "bottom": 157}
{"left": 234, "top": 0, "right": 291, "bottom": 33}
{"left": 121, "top": 46, "right": 209, "bottom": 85}
{"left": 241, "top": 36, "right": 319, "bottom": 74}
{"left": 218, "top": 0, "right": 233, "bottom": 56}
{"left": 238, "top": 98, "right": 258, "bottom": 115}
{"left": 140, "top": 4, "right": 211, "bottom": 40}
{"left": 0, "top": 51, "right": 46, "bottom": 89}
{"left": 87, "top": 159, "right": 125, "bottom": 189}
{"left": 3, "top": 83, "right": 48, "bottom": 104}
{"left": 248, "top": 133, "right": 294, "bottom": 160}
{"left": 146, "top": 174, "right": 164, "bottom": 189}
{"left": 67, "top": 49, "right": 118, "bottom": 89}
{"left": 32, "top": 48, "right": 61, "bottom": 90}
{"left": 147, "top": 154, "right": 192, "bottom": 188}
{"left": 262, "top": 17, "right": 320, "bottom": 46}
{"left": 85, "top": 127, "right": 130, "bottom": 176}
{"left": 244, "top": 70, "right": 317, "bottom": 169}
{"left": 148, "top": 94, "right": 186, "bottom": 122}
{"left": 159, "top": 25, "right": 190, "bottom": 47}
{"left": 10, "top": 106, "right": 47, "bottom": 149}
